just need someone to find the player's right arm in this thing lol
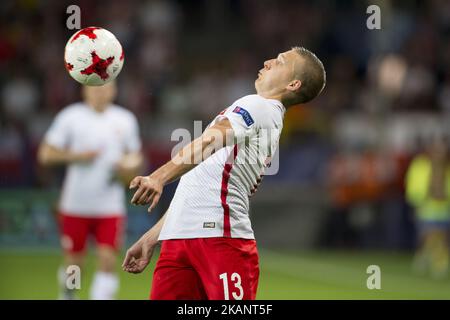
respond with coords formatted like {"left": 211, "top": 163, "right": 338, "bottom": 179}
{"left": 37, "top": 143, "right": 98, "bottom": 166}
{"left": 129, "top": 118, "right": 234, "bottom": 212}
{"left": 129, "top": 97, "right": 271, "bottom": 212}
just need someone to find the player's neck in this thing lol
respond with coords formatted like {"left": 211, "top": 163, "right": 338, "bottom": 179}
{"left": 87, "top": 102, "right": 108, "bottom": 113}
{"left": 258, "top": 91, "right": 289, "bottom": 108}
{"left": 258, "top": 90, "right": 281, "bottom": 102}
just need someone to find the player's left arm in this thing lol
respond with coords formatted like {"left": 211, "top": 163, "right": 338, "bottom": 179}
{"left": 116, "top": 112, "right": 144, "bottom": 184}
{"left": 114, "top": 151, "right": 144, "bottom": 185}
{"left": 130, "top": 118, "right": 234, "bottom": 211}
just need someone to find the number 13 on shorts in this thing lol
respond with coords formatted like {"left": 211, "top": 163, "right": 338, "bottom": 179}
{"left": 219, "top": 272, "right": 244, "bottom": 300}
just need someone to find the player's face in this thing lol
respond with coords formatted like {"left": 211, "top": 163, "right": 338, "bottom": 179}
{"left": 82, "top": 81, "right": 117, "bottom": 111}
{"left": 255, "top": 49, "right": 301, "bottom": 94}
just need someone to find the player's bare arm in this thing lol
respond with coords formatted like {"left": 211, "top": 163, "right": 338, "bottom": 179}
{"left": 37, "top": 142, "right": 99, "bottom": 166}
{"left": 122, "top": 213, "right": 167, "bottom": 274}
{"left": 129, "top": 118, "right": 234, "bottom": 212}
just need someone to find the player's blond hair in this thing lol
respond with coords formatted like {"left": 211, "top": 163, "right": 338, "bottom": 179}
{"left": 291, "top": 46, "right": 326, "bottom": 104}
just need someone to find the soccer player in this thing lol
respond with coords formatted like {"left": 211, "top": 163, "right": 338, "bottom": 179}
{"left": 122, "top": 47, "right": 326, "bottom": 299}
{"left": 38, "top": 81, "right": 143, "bottom": 300}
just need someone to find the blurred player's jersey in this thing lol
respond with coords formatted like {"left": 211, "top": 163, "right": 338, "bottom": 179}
{"left": 44, "top": 103, "right": 141, "bottom": 217}
{"left": 159, "top": 94, "right": 284, "bottom": 240}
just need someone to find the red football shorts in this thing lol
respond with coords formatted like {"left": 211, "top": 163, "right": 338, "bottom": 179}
{"left": 59, "top": 213, "right": 125, "bottom": 253}
{"left": 150, "top": 238, "right": 259, "bottom": 300}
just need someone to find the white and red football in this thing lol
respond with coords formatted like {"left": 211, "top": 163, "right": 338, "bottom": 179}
{"left": 64, "top": 27, "right": 124, "bottom": 86}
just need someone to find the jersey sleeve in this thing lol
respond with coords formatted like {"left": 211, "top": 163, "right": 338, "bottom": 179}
{"left": 215, "top": 96, "right": 272, "bottom": 144}
{"left": 124, "top": 113, "right": 142, "bottom": 153}
{"left": 44, "top": 109, "right": 72, "bottom": 149}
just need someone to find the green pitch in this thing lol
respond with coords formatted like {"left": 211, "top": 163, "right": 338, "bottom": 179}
{"left": 0, "top": 249, "right": 449, "bottom": 299}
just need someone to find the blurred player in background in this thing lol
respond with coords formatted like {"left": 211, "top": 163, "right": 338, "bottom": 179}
{"left": 122, "top": 47, "right": 326, "bottom": 299}
{"left": 38, "top": 81, "right": 143, "bottom": 299}
{"left": 406, "top": 135, "right": 450, "bottom": 279}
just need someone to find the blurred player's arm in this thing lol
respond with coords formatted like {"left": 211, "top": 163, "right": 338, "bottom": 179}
{"left": 114, "top": 151, "right": 144, "bottom": 185}
{"left": 129, "top": 118, "right": 234, "bottom": 211}
{"left": 37, "top": 142, "right": 98, "bottom": 166}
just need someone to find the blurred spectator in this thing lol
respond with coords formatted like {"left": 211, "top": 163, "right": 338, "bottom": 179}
{"left": 2, "top": 75, "right": 39, "bottom": 120}
{"left": 406, "top": 135, "right": 450, "bottom": 278}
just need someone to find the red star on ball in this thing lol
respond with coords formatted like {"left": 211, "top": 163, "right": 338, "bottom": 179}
{"left": 71, "top": 27, "right": 100, "bottom": 43}
{"left": 80, "top": 51, "right": 114, "bottom": 80}
{"left": 65, "top": 60, "right": 74, "bottom": 71}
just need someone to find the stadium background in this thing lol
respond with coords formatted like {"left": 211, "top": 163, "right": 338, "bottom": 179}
{"left": 1, "top": 0, "right": 450, "bottom": 299}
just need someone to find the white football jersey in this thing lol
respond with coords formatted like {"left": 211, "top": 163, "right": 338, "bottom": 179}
{"left": 159, "top": 94, "right": 285, "bottom": 240}
{"left": 44, "top": 102, "right": 141, "bottom": 217}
